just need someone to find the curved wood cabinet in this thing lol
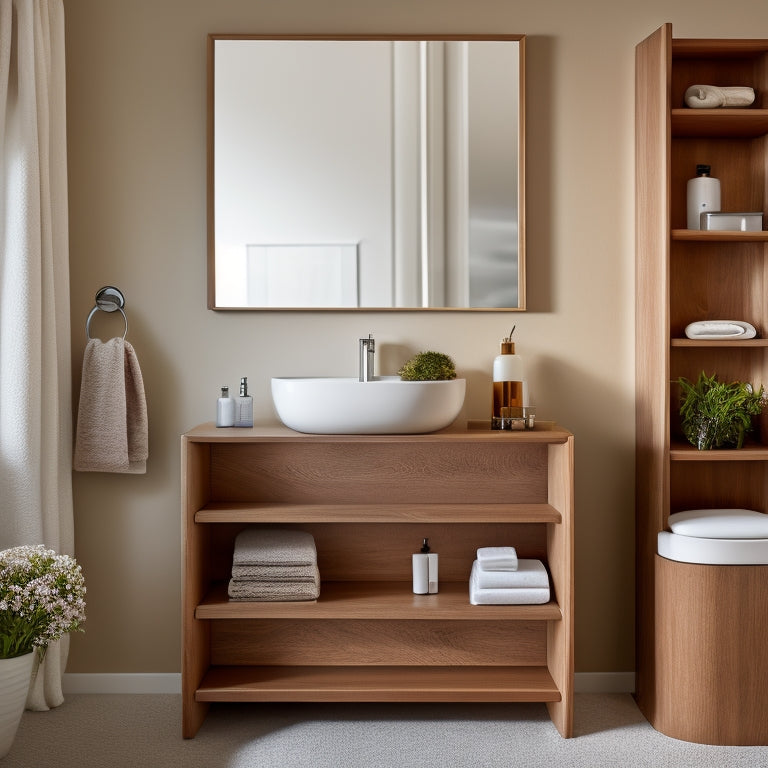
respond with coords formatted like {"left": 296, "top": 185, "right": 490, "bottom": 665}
{"left": 181, "top": 424, "right": 574, "bottom": 738}
{"left": 636, "top": 24, "right": 768, "bottom": 744}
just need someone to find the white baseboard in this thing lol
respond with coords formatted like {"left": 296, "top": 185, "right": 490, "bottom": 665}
{"left": 63, "top": 672, "right": 633, "bottom": 696}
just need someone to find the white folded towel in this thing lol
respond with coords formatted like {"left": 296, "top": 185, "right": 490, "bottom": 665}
{"left": 684, "top": 320, "right": 757, "bottom": 340}
{"left": 475, "top": 558, "right": 549, "bottom": 590}
{"left": 469, "top": 562, "right": 550, "bottom": 605}
{"left": 476, "top": 546, "right": 518, "bottom": 571}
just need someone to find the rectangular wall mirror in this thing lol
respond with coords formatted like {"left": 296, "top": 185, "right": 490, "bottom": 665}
{"left": 208, "top": 34, "right": 525, "bottom": 310}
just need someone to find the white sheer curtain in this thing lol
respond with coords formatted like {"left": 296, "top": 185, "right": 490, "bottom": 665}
{"left": 0, "top": 0, "right": 73, "bottom": 710}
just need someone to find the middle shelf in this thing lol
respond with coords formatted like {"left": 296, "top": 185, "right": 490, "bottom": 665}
{"left": 196, "top": 580, "right": 562, "bottom": 621}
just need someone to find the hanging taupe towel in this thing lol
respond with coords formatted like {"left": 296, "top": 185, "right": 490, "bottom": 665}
{"left": 74, "top": 337, "right": 148, "bottom": 473}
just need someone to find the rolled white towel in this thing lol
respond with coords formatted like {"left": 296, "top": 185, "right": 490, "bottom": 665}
{"left": 469, "top": 562, "right": 550, "bottom": 605}
{"left": 684, "top": 320, "right": 756, "bottom": 340}
{"left": 475, "top": 558, "right": 549, "bottom": 590}
{"left": 476, "top": 546, "right": 518, "bottom": 571}
{"left": 684, "top": 84, "right": 755, "bottom": 108}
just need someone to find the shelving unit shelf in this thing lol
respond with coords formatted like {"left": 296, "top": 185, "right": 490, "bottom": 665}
{"left": 636, "top": 25, "right": 768, "bottom": 745}
{"left": 182, "top": 423, "right": 574, "bottom": 738}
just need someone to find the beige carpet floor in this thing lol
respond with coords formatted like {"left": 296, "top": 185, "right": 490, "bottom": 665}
{"left": 4, "top": 694, "right": 768, "bottom": 767}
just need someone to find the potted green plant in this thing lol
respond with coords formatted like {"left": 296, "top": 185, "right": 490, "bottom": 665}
{"left": 0, "top": 545, "right": 86, "bottom": 757}
{"left": 678, "top": 371, "right": 766, "bottom": 450}
{"left": 398, "top": 351, "right": 457, "bottom": 381}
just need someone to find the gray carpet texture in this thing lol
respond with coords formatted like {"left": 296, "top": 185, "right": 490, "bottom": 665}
{"left": 4, "top": 694, "right": 768, "bottom": 767}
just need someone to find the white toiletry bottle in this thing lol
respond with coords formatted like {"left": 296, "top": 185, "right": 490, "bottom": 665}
{"left": 412, "top": 538, "right": 438, "bottom": 595}
{"left": 492, "top": 327, "right": 525, "bottom": 430}
{"left": 216, "top": 386, "right": 235, "bottom": 427}
{"left": 686, "top": 164, "right": 721, "bottom": 230}
{"left": 234, "top": 377, "right": 253, "bottom": 428}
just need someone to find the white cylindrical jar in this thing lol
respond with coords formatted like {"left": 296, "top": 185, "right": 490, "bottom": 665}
{"left": 687, "top": 164, "right": 721, "bottom": 230}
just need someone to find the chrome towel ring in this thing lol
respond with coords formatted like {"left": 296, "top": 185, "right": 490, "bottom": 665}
{"left": 85, "top": 286, "right": 128, "bottom": 340}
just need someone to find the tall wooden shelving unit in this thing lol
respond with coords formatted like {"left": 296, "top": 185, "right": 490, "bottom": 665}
{"left": 181, "top": 423, "right": 574, "bottom": 739}
{"left": 636, "top": 24, "right": 768, "bottom": 744}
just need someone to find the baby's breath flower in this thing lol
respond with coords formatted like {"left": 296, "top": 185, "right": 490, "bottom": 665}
{"left": 0, "top": 545, "right": 86, "bottom": 660}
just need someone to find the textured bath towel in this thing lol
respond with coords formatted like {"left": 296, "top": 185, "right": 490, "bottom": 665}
{"left": 476, "top": 558, "right": 549, "bottom": 590}
{"left": 74, "top": 337, "right": 148, "bottom": 473}
{"left": 231, "top": 563, "right": 319, "bottom": 582}
{"left": 232, "top": 528, "right": 317, "bottom": 567}
{"left": 469, "top": 561, "right": 550, "bottom": 605}
{"left": 228, "top": 565, "right": 321, "bottom": 601}
{"left": 476, "top": 546, "right": 518, "bottom": 571}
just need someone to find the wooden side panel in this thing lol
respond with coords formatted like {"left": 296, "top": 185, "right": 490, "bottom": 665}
{"left": 181, "top": 438, "right": 213, "bottom": 738}
{"left": 635, "top": 22, "right": 672, "bottom": 718}
{"left": 545, "top": 437, "right": 574, "bottom": 737}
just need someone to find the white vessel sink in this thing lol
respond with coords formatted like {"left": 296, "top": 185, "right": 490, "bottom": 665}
{"left": 271, "top": 376, "right": 466, "bottom": 434}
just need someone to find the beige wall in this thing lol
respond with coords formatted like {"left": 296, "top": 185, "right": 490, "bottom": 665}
{"left": 63, "top": 0, "right": 768, "bottom": 676}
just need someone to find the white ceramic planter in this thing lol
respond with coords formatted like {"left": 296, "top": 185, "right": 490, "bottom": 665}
{"left": 0, "top": 652, "right": 33, "bottom": 758}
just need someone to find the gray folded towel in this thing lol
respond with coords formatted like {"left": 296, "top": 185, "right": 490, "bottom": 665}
{"left": 231, "top": 563, "right": 318, "bottom": 582}
{"left": 228, "top": 566, "right": 321, "bottom": 601}
{"left": 232, "top": 528, "right": 317, "bottom": 567}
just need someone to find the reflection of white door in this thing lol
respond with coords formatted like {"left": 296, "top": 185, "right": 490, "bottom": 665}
{"left": 246, "top": 244, "right": 359, "bottom": 308}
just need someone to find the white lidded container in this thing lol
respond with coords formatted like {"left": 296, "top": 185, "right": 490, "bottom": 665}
{"left": 686, "top": 164, "right": 721, "bottom": 229}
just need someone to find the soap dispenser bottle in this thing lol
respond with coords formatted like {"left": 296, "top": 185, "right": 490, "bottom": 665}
{"left": 234, "top": 377, "right": 253, "bottom": 428}
{"left": 412, "top": 538, "right": 438, "bottom": 594}
{"left": 687, "top": 164, "right": 721, "bottom": 229}
{"left": 216, "top": 386, "right": 235, "bottom": 427}
{"left": 492, "top": 327, "right": 524, "bottom": 430}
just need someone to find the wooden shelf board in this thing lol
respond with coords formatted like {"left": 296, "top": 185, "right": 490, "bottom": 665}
{"left": 195, "top": 502, "right": 562, "bottom": 524}
{"left": 183, "top": 422, "right": 573, "bottom": 445}
{"left": 671, "top": 229, "right": 768, "bottom": 241}
{"left": 671, "top": 338, "right": 768, "bottom": 348}
{"left": 670, "top": 443, "right": 768, "bottom": 461}
{"left": 196, "top": 580, "right": 562, "bottom": 621}
{"left": 671, "top": 109, "right": 768, "bottom": 138}
{"left": 195, "top": 665, "right": 561, "bottom": 703}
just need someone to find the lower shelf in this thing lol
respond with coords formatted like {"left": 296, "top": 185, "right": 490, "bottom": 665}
{"left": 195, "top": 665, "right": 561, "bottom": 703}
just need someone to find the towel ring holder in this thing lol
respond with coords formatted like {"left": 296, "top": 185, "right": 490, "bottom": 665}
{"left": 85, "top": 286, "right": 128, "bottom": 340}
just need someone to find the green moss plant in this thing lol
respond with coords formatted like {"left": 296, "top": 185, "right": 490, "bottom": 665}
{"left": 398, "top": 351, "right": 457, "bottom": 381}
{"left": 678, "top": 371, "right": 766, "bottom": 450}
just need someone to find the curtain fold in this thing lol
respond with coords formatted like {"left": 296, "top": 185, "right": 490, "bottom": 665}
{"left": 0, "top": 0, "right": 73, "bottom": 710}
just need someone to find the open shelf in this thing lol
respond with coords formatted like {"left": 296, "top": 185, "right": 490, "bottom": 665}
{"left": 670, "top": 338, "right": 768, "bottom": 348}
{"left": 196, "top": 580, "right": 562, "bottom": 621}
{"left": 669, "top": 443, "right": 768, "bottom": 461}
{"left": 671, "top": 229, "right": 768, "bottom": 241}
{"left": 671, "top": 109, "right": 768, "bottom": 138}
{"left": 196, "top": 665, "right": 562, "bottom": 703}
{"left": 195, "top": 502, "right": 562, "bottom": 524}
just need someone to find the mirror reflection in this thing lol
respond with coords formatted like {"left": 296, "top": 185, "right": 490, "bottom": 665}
{"left": 209, "top": 35, "right": 525, "bottom": 310}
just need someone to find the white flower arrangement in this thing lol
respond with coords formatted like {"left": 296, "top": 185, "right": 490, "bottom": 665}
{"left": 0, "top": 545, "right": 86, "bottom": 660}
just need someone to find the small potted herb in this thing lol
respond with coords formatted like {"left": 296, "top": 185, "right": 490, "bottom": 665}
{"left": 398, "top": 351, "right": 457, "bottom": 381}
{"left": 678, "top": 371, "right": 766, "bottom": 450}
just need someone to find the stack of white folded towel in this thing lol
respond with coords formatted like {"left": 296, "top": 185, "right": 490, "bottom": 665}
{"left": 228, "top": 527, "right": 320, "bottom": 601}
{"left": 469, "top": 547, "right": 550, "bottom": 605}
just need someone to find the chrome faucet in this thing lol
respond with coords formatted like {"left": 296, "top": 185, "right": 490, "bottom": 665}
{"left": 359, "top": 334, "right": 375, "bottom": 382}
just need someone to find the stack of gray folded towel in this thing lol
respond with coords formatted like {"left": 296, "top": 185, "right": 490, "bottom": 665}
{"left": 228, "top": 527, "right": 321, "bottom": 601}
{"left": 469, "top": 546, "right": 550, "bottom": 605}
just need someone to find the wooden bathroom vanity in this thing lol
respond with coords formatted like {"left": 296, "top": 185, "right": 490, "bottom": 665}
{"left": 181, "top": 423, "right": 574, "bottom": 738}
